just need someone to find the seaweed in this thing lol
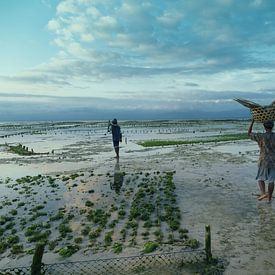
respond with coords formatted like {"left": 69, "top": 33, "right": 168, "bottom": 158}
{"left": 59, "top": 223, "right": 72, "bottom": 238}
{"left": 59, "top": 245, "right": 79, "bottom": 257}
{"left": 11, "top": 244, "right": 24, "bottom": 254}
{"left": 143, "top": 241, "right": 158, "bottom": 253}
{"left": 112, "top": 242, "right": 123, "bottom": 253}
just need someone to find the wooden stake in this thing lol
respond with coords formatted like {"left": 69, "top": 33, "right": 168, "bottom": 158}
{"left": 31, "top": 242, "right": 45, "bottom": 275}
{"left": 205, "top": 225, "right": 212, "bottom": 263}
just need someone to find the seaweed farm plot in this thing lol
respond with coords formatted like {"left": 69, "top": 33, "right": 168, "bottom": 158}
{"left": 0, "top": 169, "right": 199, "bottom": 264}
{"left": 89, "top": 170, "right": 199, "bottom": 255}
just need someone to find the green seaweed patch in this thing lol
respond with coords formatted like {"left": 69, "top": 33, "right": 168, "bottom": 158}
{"left": 25, "top": 223, "right": 51, "bottom": 243}
{"left": 30, "top": 205, "right": 45, "bottom": 212}
{"left": 143, "top": 241, "right": 159, "bottom": 253}
{"left": 112, "top": 242, "right": 123, "bottom": 253}
{"left": 104, "top": 231, "right": 113, "bottom": 246}
{"left": 138, "top": 133, "right": 249, "bottom": 147}
{"left": 70, "top": 173, "right": 80, "bottom": 180}
{"left": 50, "top": 211, "right": 64, "bottom": 221}
{"left": 62, "top": 176, "right": 70, "bottom": 182}
{"left": 47, "top": 176, "right": 56, "bottom": 185}
{"left": 59, "top": 223, "right": 72, "bottom": 238}
{"left": 85, "top": 201, "right": 94, "bottom": 207}
{"left": 48, "top": 240, "right": 58, "bottom": 251}
{"left": 16, "top": 175, "right": 44, "bottom": 185}
{"left": 185, "top": 239, "right": 199, "bottom": 249}
{"left": 74, "top": 237, "right": 83, "bottom": 244}
{"left": 59, "top": 245, "right": 79, "bottom": 257}
{"left": 89, "top": 228, "right": 101, "bottom": 240}
{"left": 8, "top": 145, "right": 34, "bottom": 156}
{"left": 87, "top": 209, "right": 110, "bottom": 227}
{"left": 11, "top": 244, "right": 24, "bottom": 254}
{"left": 0, "top": 241, "right": 7, "bottom": 253}
{"left": 5, "top": 222, "right": 15, "bottom": 230}
{"left": 179, "top": 228, "right": 189, "bottom": 239}
{"left": 29, "top": 211, "right": 47, "bottom": 221}
{"left": 17, "top": 202, "right": 25, "bottom": 208}
{"left": 108, "top": 219, "right": 118, "bottom": 229}
{"left": 153, "top": 230, "right": 164, "bottom": 242}
{"left": 6, "top": 235, "right": 19, "bottom": 246}
{"left": 79, "top": 209, "right": 86, "bottom": 215}
{"left": 2, "top": 201, "right": 12, "bottom": 206}
{"left": 118, "top": 209, "right": 126, "bottom": 219}
{"left": 10, "top": 209, "right": 18, "bottom": 216}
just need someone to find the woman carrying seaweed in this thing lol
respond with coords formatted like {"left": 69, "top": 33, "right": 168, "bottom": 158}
{"left": 248, "top": 119, "right": 275, "bottom": 202}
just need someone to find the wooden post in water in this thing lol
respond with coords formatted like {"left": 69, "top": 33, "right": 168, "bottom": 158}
{"left": 31, "top": 242, "right": 45, "bottom": 275}
{"left": 205, "top": 225, "right": 212, "bottom": 263}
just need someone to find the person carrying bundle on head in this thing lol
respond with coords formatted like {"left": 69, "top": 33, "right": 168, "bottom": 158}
{"left": 108, "top": 118, "right": 122, "bottom": 159}
{"left": 248, "top": 119, "right": 275, "bottom": 202}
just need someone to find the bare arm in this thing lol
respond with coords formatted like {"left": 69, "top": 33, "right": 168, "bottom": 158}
{"left": 107, "top": 120, "right": 111, "bottom": 132}
{"left": 248, "top": 119, "right": 254, "bottom": 135}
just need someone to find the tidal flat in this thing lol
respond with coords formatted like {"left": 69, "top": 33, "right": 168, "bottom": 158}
{"left": 0, "top": 119, "right": 274, "bottom": 274}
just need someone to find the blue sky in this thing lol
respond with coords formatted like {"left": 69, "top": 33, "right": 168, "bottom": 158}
{"left": 0, "top": 0, "right": 274, "bottom": 120}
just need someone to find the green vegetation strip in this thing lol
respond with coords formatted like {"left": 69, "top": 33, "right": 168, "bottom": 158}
{"left": 138, "top": 133, "right": 249, "bottom": 147}
{"left": 9, "top": 145, "right": 33, "bottom": 156}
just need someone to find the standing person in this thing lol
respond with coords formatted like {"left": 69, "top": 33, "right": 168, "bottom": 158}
{"left": 248, "top": 119, "right": 275, "bottom": 202}
{"left": 108, "top": 118, "right": 122, "bottom": 159}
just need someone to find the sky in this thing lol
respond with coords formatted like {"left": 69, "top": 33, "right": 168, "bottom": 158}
{"left": 0, "top": 0, "right": 274, "bottom": 121}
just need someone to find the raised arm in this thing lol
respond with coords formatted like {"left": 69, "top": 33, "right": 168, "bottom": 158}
{"left": 248, "top": 119, "right": 254, "bottom": 135}
{"left": 107, "top": 120, "right": 111, "bottom": 132}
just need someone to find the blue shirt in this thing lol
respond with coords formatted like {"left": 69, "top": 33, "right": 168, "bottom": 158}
{"left": 112, "top": 125, "right": 121, "bottom": 142}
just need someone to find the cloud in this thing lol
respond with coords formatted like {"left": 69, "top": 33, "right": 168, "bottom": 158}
{"left": 185, "top": 82, "right": 199, "bottom": 87}
{"left": 42, "top": 0, "right": 275, "bottom": 90}
{"left": 0, "top": 90, "right": 272, "bottom": 121}
{"left": 1, "top": 0, "right": 275, "bottom": 118}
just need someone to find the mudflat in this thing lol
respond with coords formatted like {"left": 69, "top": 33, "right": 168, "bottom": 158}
{"left": 0, "top": 120, "right": 274, "bottom": 274}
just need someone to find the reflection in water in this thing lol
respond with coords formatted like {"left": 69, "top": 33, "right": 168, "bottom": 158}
{"left": 111, "top": 161, "right": 124, "bottom": 194}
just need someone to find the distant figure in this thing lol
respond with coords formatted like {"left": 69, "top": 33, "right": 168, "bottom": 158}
{"left": 108, "top": 118, "right": 122, "bottom": 159}
{"left": 248, "top": 119, "right": 275, "bottom": 202}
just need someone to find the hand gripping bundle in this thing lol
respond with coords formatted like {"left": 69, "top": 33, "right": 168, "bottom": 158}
{"left": 234, "top": 98, "right": 275, "bottom": 122}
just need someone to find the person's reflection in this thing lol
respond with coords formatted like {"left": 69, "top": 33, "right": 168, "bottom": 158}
{"left": 111, "top": 160, "right": 124, "bottom": 194}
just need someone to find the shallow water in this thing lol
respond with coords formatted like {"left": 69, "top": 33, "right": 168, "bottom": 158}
{"left": 2, "top": 119, "right": 222, "bottom": 178}
{"left": 211, "top": 140, "right": 259, "bottom": 161}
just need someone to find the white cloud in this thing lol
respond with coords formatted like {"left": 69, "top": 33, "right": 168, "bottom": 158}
{"left": 96, "top": 16, "right": 117, "bottom": 29}
{"left": 1, "top": 0, "right": 275, "bottom": 119}
{"left": 86, "top": 6, "right": 101, "bottom": 17}
{"left": 47, "top": 19, "right": 60, "bottom": 31}
{"left": 80, "top": 33, "right": 94, "bottom": 42}
{"left": 67, "top": 42, "right": 89, "bottom": 57}
{"left": 56, "top": 0, "right": 78, "bottom": 14}
{"left": 157, "top": 11, "right": 184, "bottom": 27}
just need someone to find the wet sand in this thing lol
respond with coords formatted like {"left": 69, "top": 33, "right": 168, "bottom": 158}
{"left": 0, "top": 120, "right": 274, "bottom": 274}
